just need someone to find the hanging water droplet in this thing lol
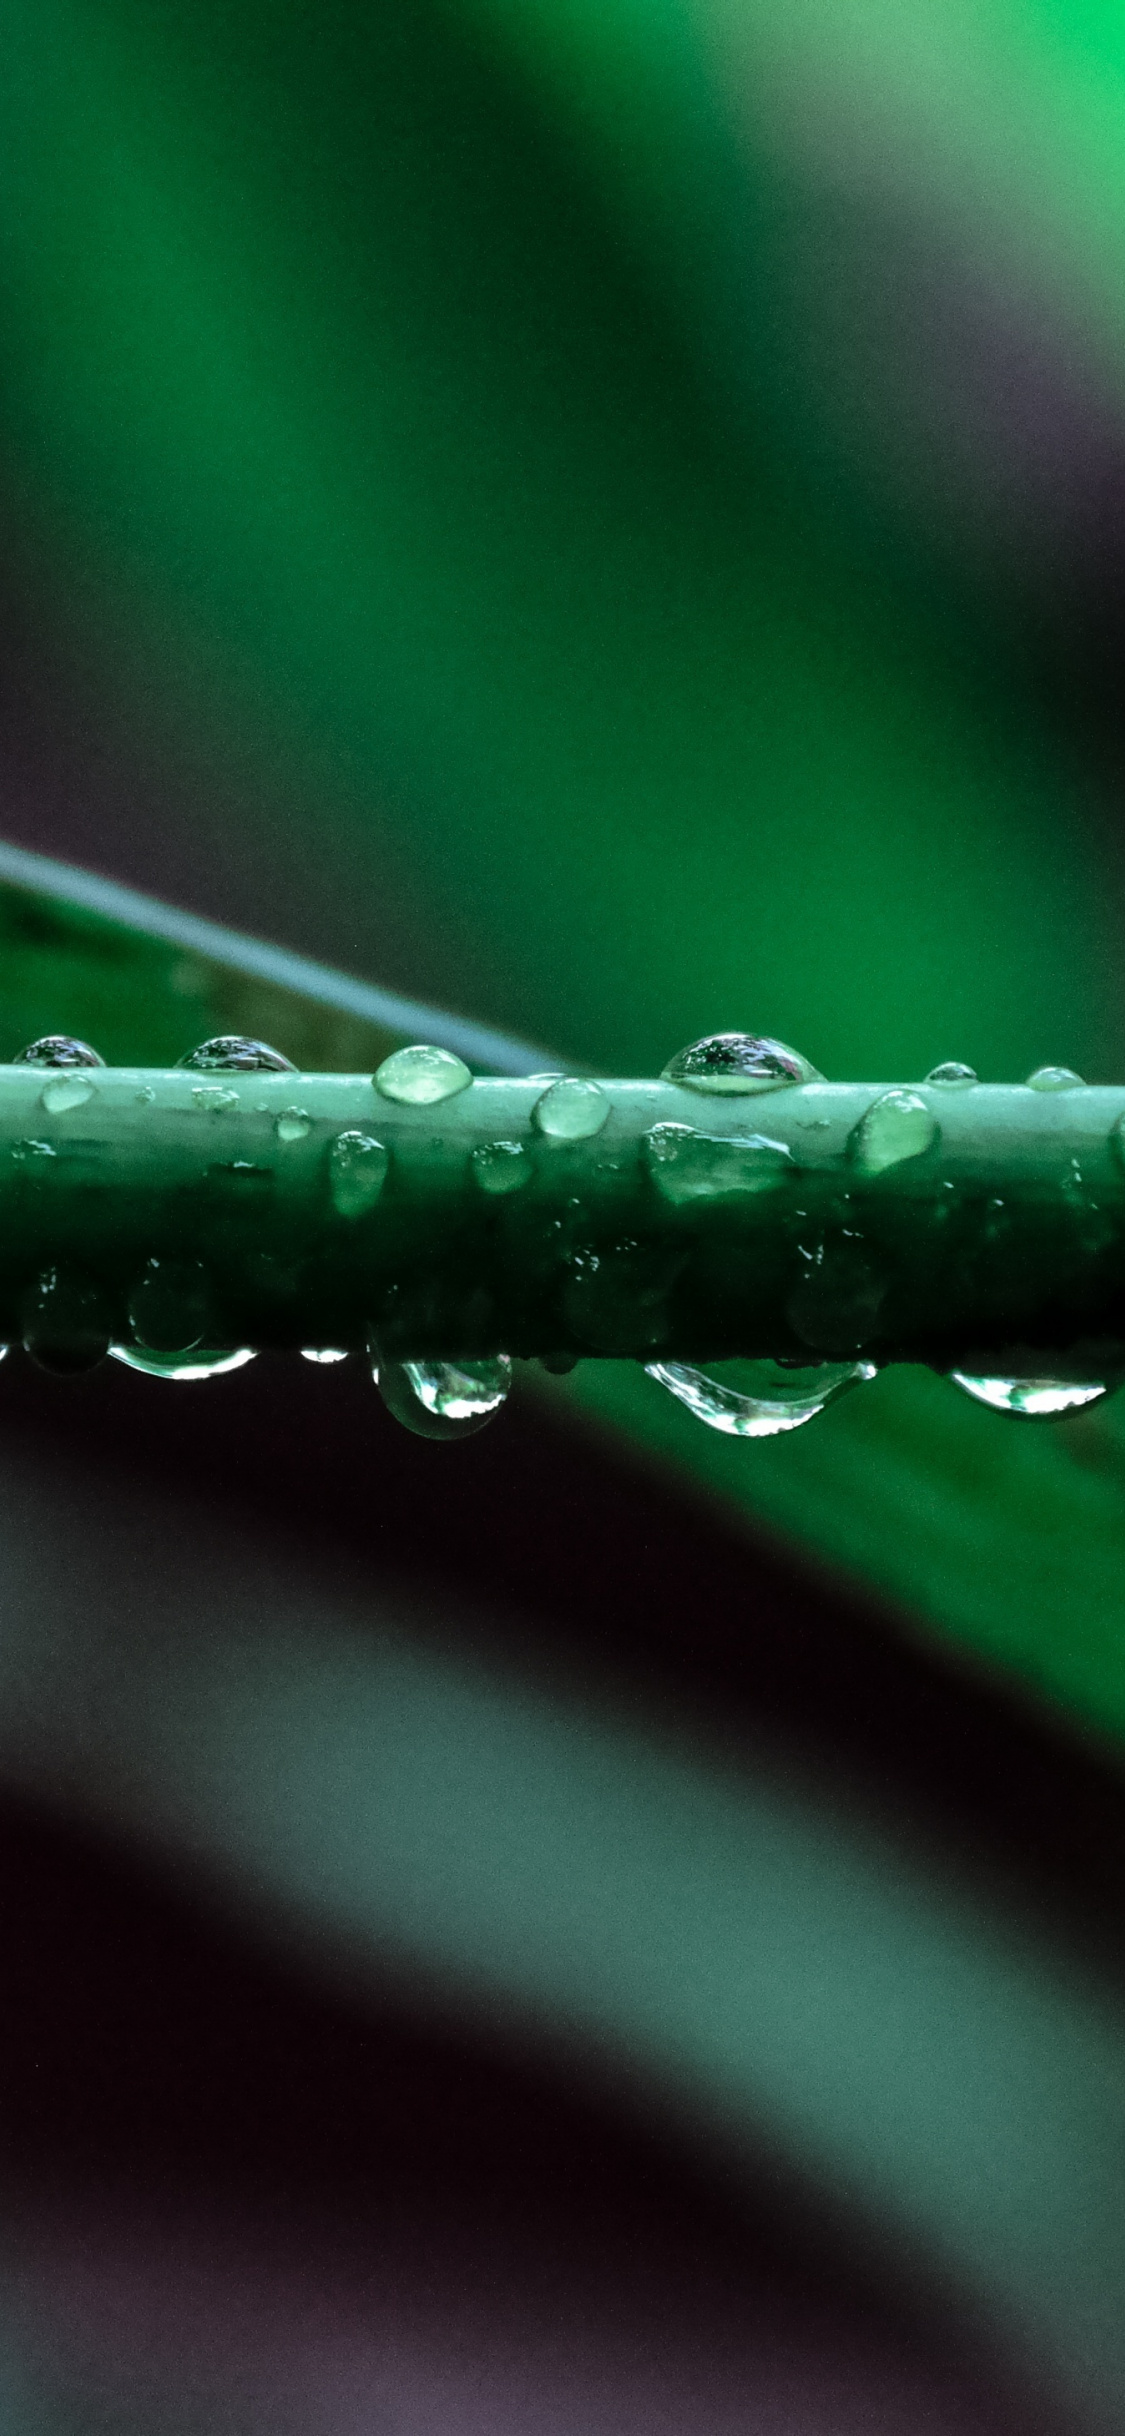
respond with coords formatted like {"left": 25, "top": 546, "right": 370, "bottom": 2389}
{"left": 925, "top": 1062, "right": 977, "bottom": 1087}
{"left": 179, "top": 1037, "right": 296, "bottom": 1073}
{"left": 12, "top": 1036, "right": 104, "bottom": 1068}
{"left": 644, "top": 1122, "right": 793, "bottom": 1203}
{"left": 40, "top": 1073, "right": 97, "bottom": 1114}
{"left": 192, "top": 1085, "right": 240, "bottom": 1115}
{"left": 472, "top": 1139, "right": 531, "bottom": 1196}
{"left": 645, "top": 1357, "right": 875, "bottom": 1437}
{"left": 301, "top": 1347, "right": 349, "bottom": 1363}
{"left": 533, "top": 1077, "right": 610, "bottom": 1140}
{"left": 21, "top": 1267, "right": 112, "bottom": 1375}
{"left": 374, "top": 1045, "right": 473, "bottom": 1105}
{"left": 851, "top": 1090, "right": 938, "bottom": 1175}
{"left": 1026, "top": 1065, "right": 1084, "bottom": 1092}
{"left": 329, "top": 1130, "right": 389, "bottom": 1218}
{"left": 949, "top": 1372, "right": 1105, "bottom": 1418}
{"left": 127, "top": 1255, "right": 210, "bottom": 1354}
{"left": 662, "top": 1033, "right": 821, "bottom": 1094}
{"left": 377, "top": 1354, "right": 512, "bottom": 1439}
{"left": 275, "top": 1107, "right": 311, "bottom": 1144}
{"left": 110, "top": 1346, "right": 257, "bottom": 1380}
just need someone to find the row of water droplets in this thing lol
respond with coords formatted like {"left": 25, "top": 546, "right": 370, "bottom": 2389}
{"left": 1, "top": 1027, "right": 1114, "bottom": 1441}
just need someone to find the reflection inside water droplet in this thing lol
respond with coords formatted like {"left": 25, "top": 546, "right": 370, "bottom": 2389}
{"left": 179, "top": 1037, "right": 295, "bottom": 1073}
{"left": 472, "top": 1139, "right": 531, "bottom": 1196}
{"left": 851, "top": 1090, "right": 938, "bottom": 1174}
{"left": 1026, "top": 1066, "right": 1084, "bottom": 1092}
{"left": 377, "top": 1354, "right": 512, "bottom": 1439}
{"left": 925, "top": 1062, "right": 977, "bottom": 1087}
{"left": 645, "top": 1357, "right": 875, "bottom": 1437}
{"left": 374, "top": 1045, "right": 473, "bottom": 1105}
{"left": 13, "top": 1036, "right": 104, "bottom": 1069}
{"left": 127, "top": 1255, "right": 210, "bottom": 1354}
{"left": 110, "top": 1345, "right": 257, "bottom": 1380}
{"left": 533, "top": 1078, "right": 610, "bottom": 1140}
{"left": 40, "top": 1073, "right": 96, "bottom": 1114}
{"left": 301, "top": 1347, "right": 348, "bottom": 1363}
{"left": 949, "top": 1372, "right": 1106, "bottom": 1418}
{"left": 662, "top": 1033, "right": 821, "bottom": 1095}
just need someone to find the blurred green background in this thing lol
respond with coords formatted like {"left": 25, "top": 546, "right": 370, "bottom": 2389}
{"left": 5, "top": 0, "right": 1125, "bottom": 2427}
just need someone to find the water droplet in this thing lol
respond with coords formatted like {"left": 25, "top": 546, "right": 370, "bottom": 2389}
{"left": 949, "top": 1372, "right": 1105, "bottom": 1418}
{"left": 22, "top": 1267, "right": 112, "bottom": 1375}
{"left": 136, "top": 1085, "right": 156, "bottom": 1105}
{"left": 110, "top": 1346, "right": 257, "bottom": 1380}
{"left": 472, "top": 1139, "right": 531, "bottom": 1196}
{"left": 275, "top": 1107, "right": 311, "bottom": 1144}
{"left": 12, "top": 1139, "right": 55, "bottom": 1165}
{"left": 377, "top": 1354, "right": 512, "bottom": 1439}
{"left": 1026, "top": 1065, "right": 1084, "bottom": 1091}
{"left": 851, "top": 1089, "right": 938, "bottom": 1174}
{"left": 644, "top": 1122, "right": 793, "bottom": 1204}
{"left": 179, "top": 1037, "right": 295, "bottom": 1073}
{"left": 562, "top": 1240, "right": 681, "bottom": 1353}
{"left": 301, "top": 1347, "right": 349, "bottom": 1363}
{"left": 539, "top": 1351, "right": 579, "bottom": 1374}
{"left": 662, "top": 1034, "right": 821, "bottom": 1095}
{"left": 40, "top": 1073, "right": 96, "bottom": 1115}
{"left": 192, "top": 1085, "right": 240, "bottom": 1115}
{"left": 533, "top": 1078, "right": 610, "bottom": 1140}
{"left": 645, "top": 1357, "right": 875, "bottom": 1437}
{"left": 925, "top": 1062, "right": 977, "bottom": 1087}
{"left": 787, "top": 1240, "right": 885, "bottom": 1355}
{"left": 12, "top": 1036, "right": 104, "bottom": 1068}
{"left": 127, "top": 1255, "right": 210, "bottom": 1353}
{"left": 329, "top": 1130, "right": 389, "bottom": 1218}
{"left": 374, "top": 1045, "right": 472, "bottom": 1105}
{"left": 206, "top": 1162, "right": 273, "bottom": 1199}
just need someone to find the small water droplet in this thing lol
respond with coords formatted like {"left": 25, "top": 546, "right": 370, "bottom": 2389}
{"left": 301, "top": 1347, "right": 349, "bottom": 1363}
{"left": 110, "top": 1346, "right": 257, "bottom": 1380}
{"left": 179, "top": 1037, "right": 295, "bottom": 1072}
{"left": 787, "top": 1240, "right": 885, "bottom": 1354}
{"left": 12, "top": 1036, "right": 104, "bottom": 1068}
{"left": 22, "top": 1266, "right": 111, "bottom": 1374}
{"left": 662, "top": 1033, "right": 821, "bottom": 1095}
{"left": 275, "top": 1107, "right": 311, "bottom": 1144}
{"left": 374, "top": 1045, "right": 472, "bottom": 1105}
{"left": 851, "top": 1089, "right": 938, "bottom": 1174}
{"left": 472, "top": 1139, "right": 531, "bottom": 1196}
{"left": 949, "top": 1372, "right": 1105, "bottom": 1418}
{"left": 562, "top": 1239, "right": 681, "bottom": 1353}
{"left": 127, "top": 1255, "right": 210, "bottom": 1354}
{"left": 206, "top": 1161, "right": 273, "bottom": 1197}
{"left": 645, "top": 1357, "right": 875, "bottom": 1437}
{"left": 925, "top": 1062, "right": 977, "bottom": 1087}
{"left": 644, "top": 1122, "right": 793, "bottom": 1203}
{"left": 377, "top": 1354, "right": 512, "bottom": 1439}
{"left": 533, "top": 1078, "right": 610, "bottom": 1141}
{"left": 539, "top": 1351, "right": 579, "bottom": 1373}
{"left": 329, "top": 1130, "right": 389, "bottom": 1217}
{"left": 40, "top": 1073, "right": 96, "bottom": 1114}
{"left": 136, "top": 1085, "right": 156, "bottom": 1105}
{"left": 12, "top": 1139, "right": 56, "bottom": 1165}
{"left": 192, "top": 1085, "right": 240, "bottom": 1115}
{"left": 1026, "top": 1065, "right": 1084, "bottom": 1091}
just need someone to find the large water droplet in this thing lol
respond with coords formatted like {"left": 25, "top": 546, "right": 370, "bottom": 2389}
{"left": 22, "top": 1267, "right": 111, "bottom": 1375}
{"left": 110, "top": 1346, "right": 257, "bottom": 1380}
{"left": 1026, "top": 1065, "right": 1084, "bottom": 1092}
{"left": 533, "top": 1078, "right": 610, "bottom": 1140}
{"left": 662, "top": 1033, "right": 820, "bottom": 1095}
{"left": 301, "top": 1347, "right": 348, "bottom": 1363}
{"left": 472, "top": 1139, "right": 531, "bottom": 1196}
{"left": 645, "top": 1357, "right": 875, "bottom": 1437}
{"left": 127, "top": 1255, "right": 210, "bottom": 1353}
{"left": 13, "top": 1036, "right": 104, "bottom": 1068}
{"left": 179, "top": 1037, "right": 295, "bottom": 1072}
{"left": 374, "top": 1045, "right": 472, "bottom": 1105}
{"left": 949, "top": 1372, "right": 1105, "bottom": 1418}
{"left": 275, "top": 1107, "right": 311, "bottom": 1144}
{"left": 925, "top": 1062, "right": 977, "bottom": 1087}
{"left": 329, "top": 1130, "right": 389, "bottom": 1218}
{"left": 851, "top": 1090, "right": 938, "bottom": 1174}
{"left": 377, "top": 1354, "right": 512, "bottom": 1439}
{"left": 40, "top": 1073, "right": 97, "bottom": 1114}
{"left": 192, "top": 1085, "right": 240, "bottom": 1115}
{"left": 644, "top": 1123, "right": 792, "bottom": 1204}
